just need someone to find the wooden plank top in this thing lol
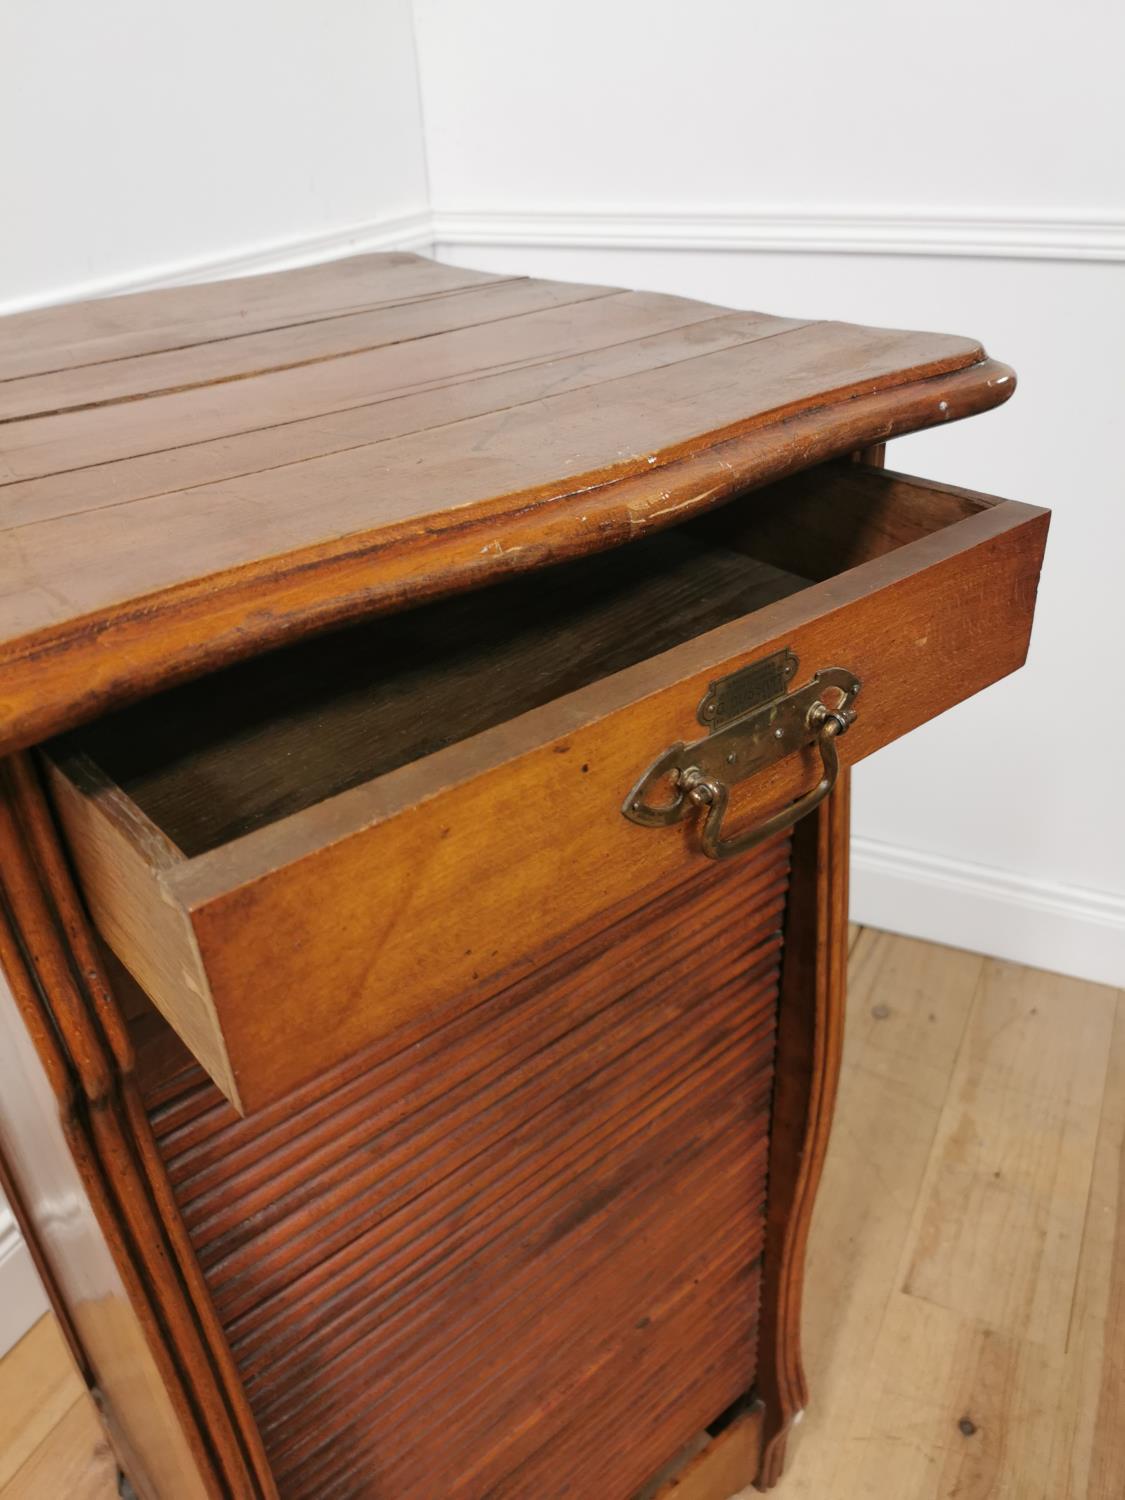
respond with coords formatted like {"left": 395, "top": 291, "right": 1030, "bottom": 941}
{"left": 0, "top": 251, "right": 1015, "bottom": 752}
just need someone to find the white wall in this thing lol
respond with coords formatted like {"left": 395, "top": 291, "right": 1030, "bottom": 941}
{"left": 412, "top": 0, "right": 1125, "bottom": 987}
{"left": 412, "top": 0, "right": 1123, "bottom": 220}
{"left": 0, "top": 1197, "right": 48, "bottom": 1355}
{"left": 0, "top": 0, "right": 431, "bottom": 313}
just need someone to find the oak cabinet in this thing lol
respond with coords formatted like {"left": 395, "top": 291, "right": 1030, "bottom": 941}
{"left": 0, "top": 254, "right": 1046, "bottom": 1498}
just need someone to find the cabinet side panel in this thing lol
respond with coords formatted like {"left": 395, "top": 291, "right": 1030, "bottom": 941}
{"left": 0, "top": 754, "right": 272, "bottom": 1497}
{"left": 0, "top": 965, "right": 212, "bottom": 1500}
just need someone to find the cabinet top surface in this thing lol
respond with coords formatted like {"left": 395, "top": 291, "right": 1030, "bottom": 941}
{"left": 0, "top": 251, "right": 1014, "bottom": 751}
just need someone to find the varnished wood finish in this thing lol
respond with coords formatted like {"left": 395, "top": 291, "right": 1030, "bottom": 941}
{"left": 46, "top": 461, "right": 1046, "bottom": 1112}
{"left": 0, "top": 253, "right": 507, "bottom": 380}
{"left": 0, "top": 255, "right": 1047, "bottom": 1497}
{"left": 127, "top": 839, "right": 791, "bottom": 1498}
{"left": 0, "top": 758, "right": 275, "bottom": 1498}
{"left": 0, "top": 276, "right": 623, "bottom": 423}
{"left": 8, "top": 758, "right": 277, "bottom": 1493}
{"left": 0, "top": 253, "right": 1017, "bottom": 753}
{"left": 755, "top": 773, "right": 852, "bottom": 1488}
{"left": 0, "top": 868, "right": 216, "bottom": 1494}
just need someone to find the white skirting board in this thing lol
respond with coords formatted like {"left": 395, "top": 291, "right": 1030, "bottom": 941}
{"left": 851, "top": 837, "right": 1125, "bottom": 990}
{"left": 0, "top": 1202, "right": 49, "bottom": 1356}
{"left": 430, "top": 206, "right": 1125, "bottom": 264}
{"left": 7, "top": 203, "right": 1123, "bottom": 320}
{"left": 0, "top": 209, "right": 434, "bottom": 318}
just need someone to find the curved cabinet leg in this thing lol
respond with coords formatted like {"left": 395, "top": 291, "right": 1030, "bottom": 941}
{"left": 754, "top": 770, "right": 850, "bottom": 1489}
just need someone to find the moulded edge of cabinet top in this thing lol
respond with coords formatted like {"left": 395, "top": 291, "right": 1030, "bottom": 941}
{"left": 0, "top": 251, "right": 1015, "bottom": 753}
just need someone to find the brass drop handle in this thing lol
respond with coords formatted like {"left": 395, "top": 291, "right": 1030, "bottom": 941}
{"left": 621, "top": 652, "right": 861, "bottom": 863}
{"left": 676, "top": 703, "right": 853, "bottom": 862}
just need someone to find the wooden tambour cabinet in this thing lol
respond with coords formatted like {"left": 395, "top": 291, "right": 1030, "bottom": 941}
{"left": 0, "top": 253, "right": 1046, "bottom": 1499}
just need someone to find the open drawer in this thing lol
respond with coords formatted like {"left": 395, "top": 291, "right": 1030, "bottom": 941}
{"left": 43, "top": 461, "right": 1048, "bottom": 1113}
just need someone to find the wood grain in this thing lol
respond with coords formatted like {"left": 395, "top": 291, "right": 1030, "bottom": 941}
{"left": 0, "top": 935, "right": 216, "bottom": 1500}
{"left": 131, "top": 842, "right": 791, "bottom": 1499}
{"left": 1, "top": 290, "right": 782, "bottom": 473}
{"left": 649, "top": 1405, "right": 765, "bottom": 1500}
{"left": 778, "top": 930, "right": 984, "bottom": 1498}
{"left": 46, "top": 465, "right": 1047, "bottom": 1113}
{"left": 0, "top": 323, "right": 997, "bottom": 629}
{"left": 0, "top": 759, "right": 273, "bottom": 1498}
{"left": 59, "top": 532, "right": 808, "bottom": 856}
{"left": 778, "top": 942, "right": 1124, "bottom": 1500}
{"left": 1069, "top": 989, "right": 1125, "bottom": 1497}
{"left": 902, "top": 962, "right": 1116, "bottom": 1349}
{"left": 0, "top": 308, "right": 800, "bottom": 529}
{"left": 0, "top": 251, "right": 507, "bottom": 380}
{"left": 0, "top": 276, "right": 624, "bottom": 424}
{"left": 45, "top": 753, "right": 239, "bottom": 1102}
{"left": 0, "top": 1317, "right": 83, "bottom": 1489}
{"left": 0, "top": 251, "right": 1017, "bottom": 753}
{"left": 0, "top": 1318, "right": 115, "bottom": 1500}
{"left": 0, "top": 253, "right": 1048, "bottom": 1500}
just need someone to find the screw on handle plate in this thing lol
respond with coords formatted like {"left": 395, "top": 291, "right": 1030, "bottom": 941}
{"left": 621, "top": 657, "right": 860, "bottom": 861}
{"left": 678, "top": 704, "right": 851, "bottom": 860}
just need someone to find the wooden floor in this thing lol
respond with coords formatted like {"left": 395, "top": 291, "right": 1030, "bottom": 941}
{"left": 0, "top": 1314, "right": 115, "bottom": 1499}
{"left": 3, "top": 929, "right": 1122, "bottom": 1499}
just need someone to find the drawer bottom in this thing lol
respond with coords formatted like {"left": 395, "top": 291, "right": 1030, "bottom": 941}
{"left": 129, "top": 835, "right": 791, "bottom": 1498}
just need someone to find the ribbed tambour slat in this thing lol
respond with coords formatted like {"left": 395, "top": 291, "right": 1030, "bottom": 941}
{"left": 136, "top": 835, "right": 791, "bottom": 1498}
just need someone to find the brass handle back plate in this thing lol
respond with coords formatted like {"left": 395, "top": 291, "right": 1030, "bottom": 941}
{"left": 622, "top": 650, "right": 860, "bottom": 861}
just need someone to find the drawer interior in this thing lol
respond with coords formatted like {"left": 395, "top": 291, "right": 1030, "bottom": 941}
{"left": 50, "top": 459, "right": 988, "bottom": 859}
{"left": 60, "top": 531, "right": 810, "bottom": 858}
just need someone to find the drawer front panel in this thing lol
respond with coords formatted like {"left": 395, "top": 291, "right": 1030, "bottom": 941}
{"left": 136, "top": 842, "right": 790, "bottom": 1498}
{"left": 47, "top": 466, "right": 1048, "bottom": 1112}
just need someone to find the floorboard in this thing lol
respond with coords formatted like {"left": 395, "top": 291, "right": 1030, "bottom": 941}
{"left": 2, "top": 929, "right": 1121, "bottom": 1499}
{"left": 0, "top": 1316, "right": 115, "bottom": 1498}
